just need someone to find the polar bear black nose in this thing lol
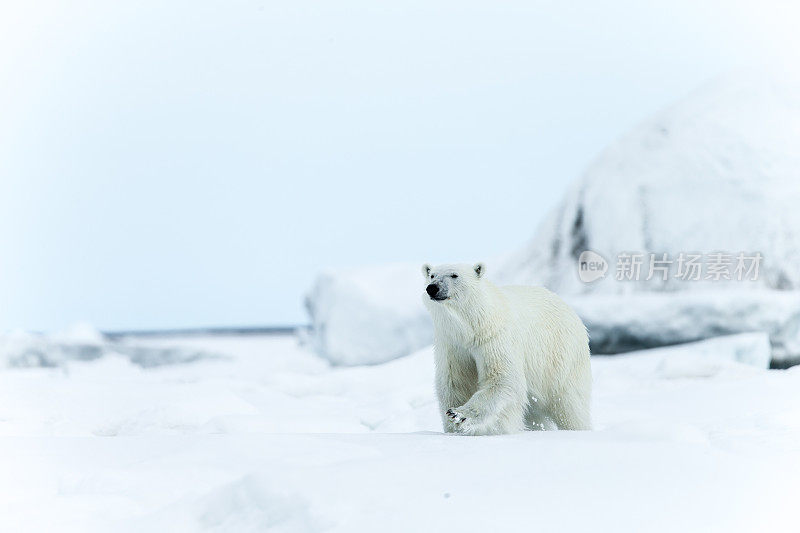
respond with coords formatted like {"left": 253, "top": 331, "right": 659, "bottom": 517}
{"left": 426, "top": 284, "right": 439, "bottom": 297}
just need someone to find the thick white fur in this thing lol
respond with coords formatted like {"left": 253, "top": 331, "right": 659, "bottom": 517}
{"left": 422, "top": 262, "right": 591, "bottom": 435}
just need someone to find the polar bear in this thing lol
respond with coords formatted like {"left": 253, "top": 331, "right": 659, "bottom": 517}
{"left": 421, "top": 262, "right": 591, "bottom": 435}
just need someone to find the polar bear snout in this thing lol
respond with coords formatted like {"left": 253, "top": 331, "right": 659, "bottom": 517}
{"left": 426, "top": 283, "right": 446, "bottom": 300}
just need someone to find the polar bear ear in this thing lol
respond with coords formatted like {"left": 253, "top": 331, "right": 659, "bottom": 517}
{"left": 422, "top": 264, "right": 432, "bottom": 279}
{"left": 474, "top": 263, "right": 485, "bottom": 278}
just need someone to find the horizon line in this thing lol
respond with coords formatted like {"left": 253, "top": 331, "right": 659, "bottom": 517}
{"left": 103, "top": 325, "right": 305, "bottom": 339}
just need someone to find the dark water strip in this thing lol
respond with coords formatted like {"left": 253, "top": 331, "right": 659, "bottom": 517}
{"left": 103, "top": 325, "right": 302, "bottom": 339}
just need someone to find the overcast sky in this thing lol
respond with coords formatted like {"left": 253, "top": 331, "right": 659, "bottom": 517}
{"left": 1, "top": 0, "right": 798, "bottom": 332}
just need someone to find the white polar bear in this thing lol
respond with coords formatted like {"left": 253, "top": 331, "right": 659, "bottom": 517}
{"left": 421, "top": 262, "right": 592, "bottom": 435}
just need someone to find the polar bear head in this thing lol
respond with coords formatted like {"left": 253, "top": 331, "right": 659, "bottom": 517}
{"left": 421, "top": 262, "right": 485, "bottom": 303}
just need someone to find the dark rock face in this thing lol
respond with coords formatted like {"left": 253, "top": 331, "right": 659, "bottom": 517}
{"left": 568, "top": 291, "right": 800, "bottom": 366}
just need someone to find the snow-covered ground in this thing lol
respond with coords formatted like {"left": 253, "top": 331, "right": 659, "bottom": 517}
{"left": 2, "top": 332, "right": 799, "bottom": 532}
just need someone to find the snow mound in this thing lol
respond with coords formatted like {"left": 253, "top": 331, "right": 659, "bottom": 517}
{"left": 304, "top": 264, "right": 432, "bottom": 365}
{"left": 500, "top": 74, "right": 800, "bottom": 293}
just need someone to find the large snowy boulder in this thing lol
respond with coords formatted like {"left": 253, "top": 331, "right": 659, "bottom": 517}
{"left": 305, "top": 74, "right": 800, "bottom": 366}
{"left": 500, "top": 74, "right": 800, "bottom": 293}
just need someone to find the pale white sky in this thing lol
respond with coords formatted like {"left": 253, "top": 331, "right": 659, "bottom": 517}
{"left": 1, "top": 0, "right": 798, "bottom": 331}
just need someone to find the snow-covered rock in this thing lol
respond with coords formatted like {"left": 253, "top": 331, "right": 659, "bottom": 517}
{"left": 500, "top": 74, "right": 800, "bottom": 293}
{"left": 305, "top": 74, "right": 800, "bottom": 366}
{"left": 304, "top": 264, "right": 432, "bottom": 365}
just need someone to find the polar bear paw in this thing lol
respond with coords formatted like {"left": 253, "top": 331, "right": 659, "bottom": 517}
{"left": 447, "top": 408, "right": 482, "bottom": 434}
{"left": 446, "top": 407, "right": 485, "bottom": 434}
{"left": 446, "top": 408, "right": 467, "bottom": 425}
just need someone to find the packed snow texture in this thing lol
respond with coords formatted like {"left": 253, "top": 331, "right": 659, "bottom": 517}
{"left": 2, "top": 332, "right": 799, "bottom": 532}
{"left": 305, "top": 74, "right": 800, "bottom": 366}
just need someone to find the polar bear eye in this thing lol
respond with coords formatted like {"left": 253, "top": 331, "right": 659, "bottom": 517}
{"left": 451, "top": 274, "right": 458, "bottom": 279}
{"left": 430, "top": 274, "right": 434, "bottom": 279}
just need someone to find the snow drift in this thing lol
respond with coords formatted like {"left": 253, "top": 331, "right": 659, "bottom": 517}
{"left": 305, "top": 74, "right": 800, "bottom": 366}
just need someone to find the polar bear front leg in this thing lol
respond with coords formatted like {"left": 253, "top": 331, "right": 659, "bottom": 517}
{"left": 448, "top": 347, "right": 526, "bottom": 435}
{"left": 435, "top": 347, "right": 478, "bottom": 433}
{"left": 447, "top": 383, "right": 523, "bottom": 434}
